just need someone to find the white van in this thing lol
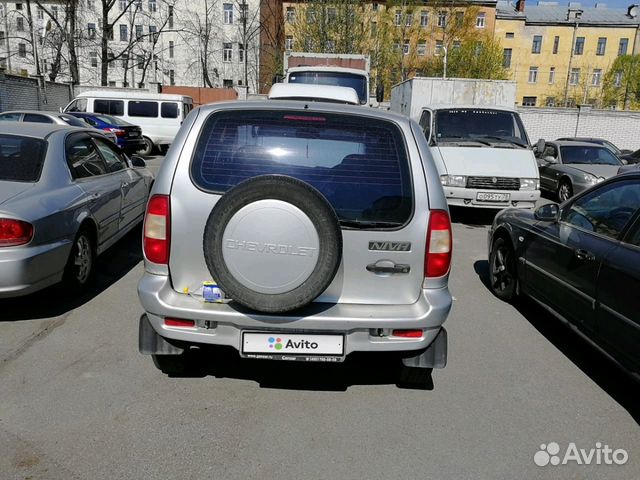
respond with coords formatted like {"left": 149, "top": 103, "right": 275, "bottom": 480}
{"left": 418, "top": 105, "right": 540, "bottom": 209}
{"left": 63, "top": 91, "right": 194, "bottom": 155}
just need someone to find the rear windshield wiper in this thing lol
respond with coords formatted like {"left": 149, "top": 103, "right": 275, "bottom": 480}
{"left": 339, "top": 219, "right": 403, "bottom": 229}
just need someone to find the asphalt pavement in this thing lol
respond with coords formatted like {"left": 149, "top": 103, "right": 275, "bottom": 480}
{"left": 0, "top": 164, "right": 638, "bottom": 479}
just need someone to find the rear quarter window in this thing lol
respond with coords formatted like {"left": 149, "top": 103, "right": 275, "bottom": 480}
{"left": 190, "top": 110, "right": 413, "bottom": 224}
{"left": 161, "top": 102, "right": 178, "bottom": 118}
{"left": 0, "top": 134, "right": 47, "bottom": 182}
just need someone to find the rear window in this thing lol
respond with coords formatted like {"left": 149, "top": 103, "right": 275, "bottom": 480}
{"left": 128, "top": 101, "right": 158, "bottom": 118}
{"left": 161, "top": 102, "right": 178, "bottom": 118}
{"left": 0, "top": 134, "right": 47, "bottom": 182}
{"left": 94, "top": 99, "right": 124, "bottom": 116}
{"left": 191, "top": 110, "right": 413, "bottom": 224}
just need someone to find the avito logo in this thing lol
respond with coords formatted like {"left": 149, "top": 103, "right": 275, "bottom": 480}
{"left": 267, "top": 336, "right": 319, "bottom": 350}
{"left": 534, "top": 442, "right": 629, "bottom": 467}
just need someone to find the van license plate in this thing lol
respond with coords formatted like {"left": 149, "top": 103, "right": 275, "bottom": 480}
{"left": 477, "top": 192, "right": 510, "bottom": 202}
{"left": 242, "top": 332, "right": 344, "bottom": 356}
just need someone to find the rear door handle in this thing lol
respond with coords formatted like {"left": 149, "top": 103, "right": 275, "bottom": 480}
{"left": 121, "top": 182, "right": 129, "bottom": 188}
{"left": 366, "top": 263, "right": 411, "bottom": 274}
{"left": 574, "top": 249, "right": 595, "bottom": 261}
{"left": 88, "top": 193, "right": 101, "bottom": 201}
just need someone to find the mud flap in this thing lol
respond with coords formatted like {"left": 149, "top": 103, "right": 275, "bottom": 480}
{"left": 138, "top": 314, "right": 185, "bottom": 355}
{"left": 401, "top": 328, "right": 447, "bottom": 369}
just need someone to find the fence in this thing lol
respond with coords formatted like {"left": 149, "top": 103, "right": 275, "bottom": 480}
{"left": 0, "top": 71, "right": 73, "bottom": 112}
{"left": 518, "top": 106, "right": 640, "bottom": 150}
{"left": 161, "top": 86, "right": 238, "bottom": 107}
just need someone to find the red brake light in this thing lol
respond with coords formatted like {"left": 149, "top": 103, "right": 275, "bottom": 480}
{"left": 0, "top": 218, "right": 33, "bottom": 247}
{"left": 164, "top": 318, "right": 195, "bottom": 328}
{"left": 144, "top": 195, "right": 170, "bottom": 264}
{"left": 425, "top": 210, "right": 452, "bottom": 278}
{"left": 104, "top": 127, "right": 125, "bottom": 137}
{"left": 391, "top": 329, "right": 423, "bottom": 338}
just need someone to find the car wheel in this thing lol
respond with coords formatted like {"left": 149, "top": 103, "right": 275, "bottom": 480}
{"left": 557, "top": 180, "right": 573, "bottom": 202}
{"left": 62, "top": 228, "right": 95, "bottom": 289}
{"left": 489, "top": 237, "right": 517, "bottom": 302}
{"left": 152, "top": 353, "right": 191, "bottom": 376}
{"left": 139, "top": 137, "right": 155, "bottom": 156}
{"left": 202, "top": 175, "right": 343, "bottom": 313}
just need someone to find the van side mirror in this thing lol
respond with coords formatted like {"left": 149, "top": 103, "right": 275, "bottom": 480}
{"left": 376, "top": 84, "right": 384, "bottom": 103}
{"left": 534, "top": 203, "right": 559, "bottom": 222}
{"left": 543, "top": 156, "right": 558, "bottom": 164}
{"left": 536, "top": 138, "right": 545, "bottom": 152}
{"left": 59, "top": 107, "right": 63, "bottom": 113}
{"left": 272, "top": 74, "right": 283, "bottom": 84}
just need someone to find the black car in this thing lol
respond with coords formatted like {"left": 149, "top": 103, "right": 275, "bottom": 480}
{"left": 488, "top": 173, "right": 640, "bottom": 378}
{"left": 67, "top": 112, "right": 145, "bottom": 154}
{"left": 620, "top": 148, "right": 640, "bottom": 165}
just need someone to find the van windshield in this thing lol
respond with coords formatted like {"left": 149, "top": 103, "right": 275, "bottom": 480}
{"left": 191, "top": 110, "right": 413, "bottom": 225}
{"left": 434, "top": 109, "right": 529, "bottom": 147}
{"left": 288, "top": 71, "right": 368, "bottom": 105}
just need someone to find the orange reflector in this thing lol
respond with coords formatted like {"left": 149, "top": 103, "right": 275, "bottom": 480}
{"left": 391, "top": 329, "right": 423, "bottom": 338}
{"left": 164, "top": 318, "right": 195, "bottom": 328}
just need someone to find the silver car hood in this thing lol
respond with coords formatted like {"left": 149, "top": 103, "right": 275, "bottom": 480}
{"left": 0, "top": 181, "right": 34, "bottom": 207}
{"left": 565, "top": 164, "right": 621, "bottom": 178}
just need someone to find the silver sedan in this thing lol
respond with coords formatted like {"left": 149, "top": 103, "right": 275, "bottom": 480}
{"left": 0, "top": 123, "right": 153, "bottom": 298}
{"left": 533, "top": 140, "right": 623, "bottom": 201}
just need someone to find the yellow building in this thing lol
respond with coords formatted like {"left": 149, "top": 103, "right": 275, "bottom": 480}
{"left": 496, "top": 0, "right": 640, "bottom": 107}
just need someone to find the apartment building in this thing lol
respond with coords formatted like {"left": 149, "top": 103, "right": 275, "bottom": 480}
{"left": 497, "top": 0, "right": 640, "bottom": 107}
{"left": 0, "top": 0, "right": 261, "bottom": 92}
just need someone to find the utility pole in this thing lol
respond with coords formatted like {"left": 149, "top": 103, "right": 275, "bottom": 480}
{"left": 442, "top": 46, "right": 448, "bottom": 79}
{"left": 563, "top": 11, "right": 581, "bottom": 107}
{"left": 242, "top": 0, "right": 248, "bottom": 88}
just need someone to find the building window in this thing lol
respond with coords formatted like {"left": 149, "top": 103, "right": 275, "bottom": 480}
{"left": 420, "top": 10, "right": 428, "bottom": 27}
{"left": 532, "top": 35, "right": 542, "bottom": 54}
{"left": 306, "top": 8, "right": 316, "bottom": 24}
{"left": 223, "top": 79, "right": 233, "bottom": 88}
{"left": 574, "top": 37, "right": 584, "bottom": 55}
{"left": 437, "top": 12, "right": 446, "bottom": 28}
{"left": 90, "top": 51, "right": 98, "bottom": 67}
{"left": 372, "top": 3, "right": 379, "bottom": 12}
{"left": 238, "top": 43, "right": 244, "bottom": 62}
{"left": 122, "top": 53, "right": 128, "bottom": 68}
{"left": 505, "top": 32, "right": 514, "bottom": 39}
{"left": 51, "top": 5, "right": 58, "bottom": 19}
{"left": 549, "top": 67, "right": 555, "bottom": 84}
{"left": 169, "top": 69, "right": 175, "bottom": 86}
{"left": 371, "top": 21, "right": 377, "bottom": 36}
{"left": 148, "top": 0, "right": 156, "bottom": 12}
{"left": 596, "top": 37, "right": 606, "bottom": 56}
{"left": 570, "top": 68, "right": 580, "bottom": 85}
{"left": 135, "top": 24, "right": 143, "bottom": 39}
{"left": 522, "top": 96, "right": 537, "bottom": 106}
{"left": 169, "top": 41, "right": 174, "bottom": 58}
{"left": 108, "top": 81, "right": 116, "bottom": 87}
{"left": 528, "top": 66, "right": 538, "bottom": 83}
{"left": 476, "top": 12, "right": 485, "bottom": 28}
{"left": 37, "top": 7, "right": 43, "bottom": 20}
{"left": 86, "top": 23, "right": 96, "bottom": 40}
{"left": 403, "top": 39, "right": 410, "bottom": 55}
{"left": 435, "top": 40, "right": 443, "bottom": 56}
{"left": 592, "top": 69, "right": 602, "bottom": 86}
{"left": 285, "top": 35, "right": 293, "bottom": 50}
{"left": 502, "top": 48, "right": 512, "bottom": 68}
{"left": 286, "top": 7, "right": 295, "bottom": 23}
{"left": 405, "top": 12, "right": 413, "bottom": 26}
{"left": 120, "top": 24, "right": 128, "bottom": 41}
{"left": 119, "top": 0, "right": 126, "bottom": 10}
{"left": 223, "top": 42, "right": 232, "bottom": 62}
{"left": 553, "top": 36, "right": 559, "bottom": 54}
{"left": 18, "top": 43, "right": 26, "bottom": 58}
{"left": 239, "top": 3, "right": 248, "bottom": 21}
{"left": 455, "top": 12, "right": 464, "bottom": 27}
{"left": 618, "top": 38, "right": 628, "bottom": 56}
{"left": 325, "top": 40, "right": 335, "bottom": 52}
{"left": 614, "top": 71, "right": 622, "bottom": 87}
{"left": 394, "top": 9, "right": 402, "bottom": 26}
{"left": 0, "top": 31, "right": 5, "bottom": 44}
{"left": 168, "top": 6, "right": 173, "bottom": 28}
{"left": 87, "top": 0, "right": 95, "bottom": 9}
{"left": 150, "top": 25, "right": 158, "bottom": 42}
{"left": 223, "top": 3, "right": 233, "bottom": 24}
{"left": 453, "top": 40, "right": 461, "bottom": 49}
{"left": 15, "top": 2, "right": 23, "bottom": 10}
{"left": 136, "top": 54, "right": 144, "bottom": 69}
{"left": 417, "top": 41, "right": 426, "bottom": 56}
{"left": 327, "top": 8, "right": 337, "bottom": 23}
{"left": 545, "top": 97, "right": 556, "bottom": 107}
{"left": 16, "top": 17, "right": 24, "bottom": 32}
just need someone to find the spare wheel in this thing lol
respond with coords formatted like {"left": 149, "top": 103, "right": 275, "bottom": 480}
{"left": 203, "top": 175, "right": 342, "bottom": 313}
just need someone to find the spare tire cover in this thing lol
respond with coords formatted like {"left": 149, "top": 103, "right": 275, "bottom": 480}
{"left": 203, "top": 175, "right": 342, "bottom": 313}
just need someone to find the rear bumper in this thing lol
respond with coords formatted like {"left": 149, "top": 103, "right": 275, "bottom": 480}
{"left": 137, "top": 273, "right": 452, "bottom": 356}
{"left": 0, "top": 239, "right": 71, "bottom": 298}
{"left": 119, "top": 138, "right": 146, "bottom": 152}
{"left": 443, "top": 186, "right": 539, "bottom": 209}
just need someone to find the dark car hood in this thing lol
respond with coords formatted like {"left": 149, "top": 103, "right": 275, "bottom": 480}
{"left": 564, "top": 164, "right": 620, "bottom": 178}
{"left": 0, "top": 181, "right": 34, "bottom": 206}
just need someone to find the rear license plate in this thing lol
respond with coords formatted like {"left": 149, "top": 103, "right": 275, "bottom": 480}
{"left": 477, "top": 192, "right": 510, "bottom": 202}
{"left": 128, "top": 132, "right": 139, "bottom": 137}
{"left": 242, "top": 332, "right": 344, "bottom": 361}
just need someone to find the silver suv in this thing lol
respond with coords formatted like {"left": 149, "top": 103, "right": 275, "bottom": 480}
{"left": 137, "top": 101, "right": 452, "bottom": 384}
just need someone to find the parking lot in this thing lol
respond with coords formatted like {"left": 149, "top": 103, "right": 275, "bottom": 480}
{"left": 0, "top": 154, "right": 638, "bottom": 480}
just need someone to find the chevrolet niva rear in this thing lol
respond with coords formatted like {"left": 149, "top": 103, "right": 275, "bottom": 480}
{"left": 137, "top": 101, "right": 453, "bottom": 384}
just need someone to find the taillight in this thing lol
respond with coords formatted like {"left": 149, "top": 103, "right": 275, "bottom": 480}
{"left": 0, "top": 218, "right": 33, "bottom": 247}
{"left": 165, "top": 318, "right": 195, "bottom": 328}
{"left": 391, "top": 329, "right": 423, "bottom": 338}
{"left": 425, "top": 210, "right": 452, "bottom": 278}
{"left": 143, "top": 195, "right": 170, "bottom": 264}
{"left": 104, "top": 127, "right": 126, "bottom": 137}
